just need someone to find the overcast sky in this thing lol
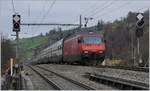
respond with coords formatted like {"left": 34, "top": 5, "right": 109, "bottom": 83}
{"left": 0, "top": 0, "right": 149, "bottom": 39}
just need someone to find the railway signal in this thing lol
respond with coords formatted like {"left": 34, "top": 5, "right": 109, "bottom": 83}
{"left": 12, "top": 13, "right": 21, "bottom": 65}
{"left": 135, "top": 13, "right": 144, "bottom": 67}
{"left": 13, "top": 14, "right": 21, "bottom": 32}
{"left": 136, "top": 13, "right": 144, "bottom": 37}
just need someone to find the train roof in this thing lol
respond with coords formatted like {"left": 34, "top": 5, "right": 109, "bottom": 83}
{"left": 78, "top": 32, "right": 103, "bottom": 37}
{"left": 35, "top": 39, "right": 63, "bottom": 58}
{"left": 42, "top": 39, "right": 63, "bottom": 51}
{"left": 65, "top": 32, "right": 103, "bottom": 40}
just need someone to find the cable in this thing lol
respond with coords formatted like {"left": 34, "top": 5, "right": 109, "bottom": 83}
{"left": 73, "top": 1, "right": 115, "bottom": 28}
{"left": 72, "top": 1, "right": 110, "bottom": 28}
{"left": 76, "top": 1, "right": 129, "bottom": 28}
{"left": 94, "top": 1, "right": 130, "bottom": 20}
{"left": 84, "top": 1, "right": 109, "bottom": 16}
{"left": 32, "top": 0, "right": 57, "bottom": 35}
{"left": 87, "top": 0, "right": 116, "bottom": 18}
{"left": 41, "top": 0, "right": 57, "bottom": 22}
{"left": 81, "top": 1, "right": 107, "bottom": 16}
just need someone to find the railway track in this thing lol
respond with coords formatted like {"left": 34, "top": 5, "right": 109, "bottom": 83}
{"left": 36, "top": 65, "right": 95, "bottom": 90}
{"left": 27, "top": 65, "right": 61, "bottom": 90}
{"left": 45, "top": 63, "right": 149, "bottom": 72}
{"left": 28, "top": 65, "right": 95, "bottom": 90}
{"left": 85, "top": 73, "right": 149, "bottom": 90}
{"left": 27, "top": 64, "right": 148, "bottom": 90}
{"left": 95, "top": 65, "right": 149, "bottom": 72}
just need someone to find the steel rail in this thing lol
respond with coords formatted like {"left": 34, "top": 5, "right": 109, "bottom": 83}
{"left": 36, "top": 65, "right": 95, "bottom": 90}
{"left": 27, "top": 65, "right": 61, "bottom": 90}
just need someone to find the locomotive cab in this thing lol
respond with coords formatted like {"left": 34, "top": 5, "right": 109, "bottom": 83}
{"left": 63, "top": 33, "right": 106, "bottom": 65}
{"left": 78, "top": 35, "right": 106, "bottom": 64}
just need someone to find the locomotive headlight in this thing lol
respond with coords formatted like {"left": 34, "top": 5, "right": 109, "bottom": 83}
{"left": 99, "top": 51, "right": 103, "bottom": 53}
{"left": 84, "top": 51, "right": 88, "bottom": 53}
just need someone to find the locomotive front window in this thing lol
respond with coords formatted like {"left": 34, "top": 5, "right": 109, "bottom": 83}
{"left": 83, "top": 36, "right": 102, "bottom": 44}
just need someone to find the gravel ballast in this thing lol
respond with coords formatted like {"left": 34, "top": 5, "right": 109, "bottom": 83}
{"left": 23, "top": 65, "right": 55, "bottom": 90}
{"left": 39, "top": 64, "right": 116, "bottom": 90}
{"left": 39, "top": 64, "right": 149, "bottom": 85}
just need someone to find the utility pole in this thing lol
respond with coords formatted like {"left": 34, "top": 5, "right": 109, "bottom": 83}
{"left": 15, "top": 28, "right": 19, "bottom": 62}
{"left": 11, "top": 32, "right": 19, "bottom": 60}
{"left": 79, "top": 15, "right": 82, "bottom": 30}
{"left": 126, "top": 18, "right": 136, "bottom": 66}
{"left": 137, "top": 38, "right": 141, "bottom": 62}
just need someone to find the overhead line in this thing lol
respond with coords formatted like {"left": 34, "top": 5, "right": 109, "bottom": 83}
{"left": 87, "top": 0, "right": 116, "bottom": 18}
{"left": 32, "top": 0, "right": 56, "bottom": 35}
{"left": 84, "top": 1, "right": 110, "bottom": 17}
{"left": 41, "top": 0, "right": 57, "bottom": 22}
{"left": 94, "top": 1, "right": 130, "bottom": 20}
{"left": 81, "top": 1, "right": 107, "bottom": 16}
{"left": 21, "top": 23, "right": 81, "bottom": 26}
{"left": 73, "top": 1, "right": 109, "bottom": 29}
{"left": 76, "top": 0, "right": 115, "bottom": 28}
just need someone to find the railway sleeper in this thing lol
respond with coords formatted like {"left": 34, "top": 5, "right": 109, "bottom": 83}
{"left": 36, "top": 65, "right": 95, "bottom": 90}
{"left": 27, "top": 65, "right": 61, "bottom": 90}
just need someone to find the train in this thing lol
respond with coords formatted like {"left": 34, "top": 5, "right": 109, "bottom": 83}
{"left": 31, "top": 32, "right": 106, "bottom": 65}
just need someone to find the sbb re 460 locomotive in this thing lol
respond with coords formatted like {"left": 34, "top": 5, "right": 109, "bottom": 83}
{"left": 31, "top": 33, "right": 106, "bottom": 65}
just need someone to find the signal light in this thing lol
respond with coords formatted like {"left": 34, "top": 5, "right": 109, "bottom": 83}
{"left": 14, "top": 23, "right": 20, "bottom": 29}
{"left": 136, "top": 13, "right": 144, "bottom": 37}
{"left": 13, "top": 14, "right": 20, "bottom": 32}
{"left": 99, "top": 51, "right": 103, "bottom": 53}
{"left": 13, "top": 22, "right": 20, "bottom": 32}
{"left": 136, "top": 19, "right": 144, "bottom": 29}
{"left": 84, "top": 51, "right": 88, "bottom": 53}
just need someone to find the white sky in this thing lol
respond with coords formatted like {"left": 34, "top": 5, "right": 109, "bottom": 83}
{"left": 0, "top": 0, "right": 149, "bottom": 39}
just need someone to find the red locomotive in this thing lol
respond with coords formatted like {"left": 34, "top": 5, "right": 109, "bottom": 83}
{"left": 63, "top": 33, "right": 106, "bottom": 65}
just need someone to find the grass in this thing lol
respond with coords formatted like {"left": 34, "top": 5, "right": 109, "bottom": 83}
{"left": 17, "top": 35, "right": 49, "bottom": 61}
{"left": 105, "top": 59, "right": 122, "bottom": 66}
